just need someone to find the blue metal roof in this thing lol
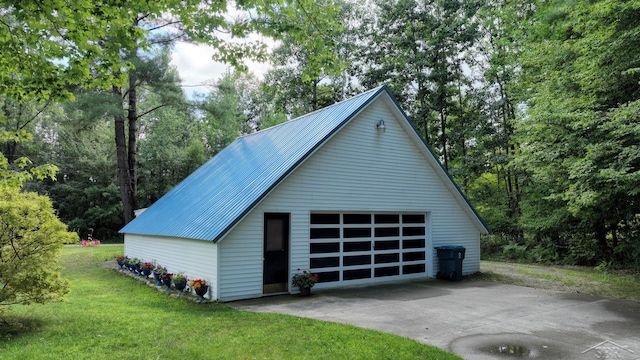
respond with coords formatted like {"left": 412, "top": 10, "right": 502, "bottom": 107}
{"left": 120, "top": 86, "right": 387, "bottom": 241}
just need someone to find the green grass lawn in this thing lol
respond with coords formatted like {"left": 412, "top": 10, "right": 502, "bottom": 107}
{"left": 1, "top": 246, "right": 460, "bottom": 359}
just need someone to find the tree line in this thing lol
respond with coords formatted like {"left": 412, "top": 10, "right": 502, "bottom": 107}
{"left": 2, "top": 0, "right": 639, "bottom": 271}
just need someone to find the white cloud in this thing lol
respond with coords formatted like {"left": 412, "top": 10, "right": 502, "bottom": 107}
{"left": 170, "top": 42, "right": 274, "bottom": 99}
{"left": 170, "top": 42, "right": 225, "bottom": 98}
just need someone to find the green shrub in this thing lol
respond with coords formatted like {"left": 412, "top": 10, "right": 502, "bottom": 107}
{"left": 0, "top": 189, "right": 77, "bottom": 312}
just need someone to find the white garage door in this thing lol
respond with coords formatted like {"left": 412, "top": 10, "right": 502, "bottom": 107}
{"left": 309, "top": 213, "right": 427, "bottom": 285}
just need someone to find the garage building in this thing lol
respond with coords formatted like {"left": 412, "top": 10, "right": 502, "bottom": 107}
{"left": 120, "top": 86, "right": 489, "bottom": 302}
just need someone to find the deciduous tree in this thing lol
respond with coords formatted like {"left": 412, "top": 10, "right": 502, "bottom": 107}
{"left": 359, "top": 0, "right": 481, "bottom": 171}
{"left": 516, "top": 0, "right": 640, "bottom": 265}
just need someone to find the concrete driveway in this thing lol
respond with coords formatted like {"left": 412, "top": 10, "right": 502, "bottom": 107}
{"left": 230, "top": 279, "right": 640, "bottom": 359}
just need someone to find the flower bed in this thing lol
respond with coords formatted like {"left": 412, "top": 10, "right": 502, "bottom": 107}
{"left": 114, "top": 257, "right": 212, "bottom": 302}
{"left": 80, "top": 239, "right": 101, "bottom": 246}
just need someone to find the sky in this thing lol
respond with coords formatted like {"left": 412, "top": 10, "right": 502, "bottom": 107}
{"left": 169, "top": 41, "right": 273, "bottom": 99}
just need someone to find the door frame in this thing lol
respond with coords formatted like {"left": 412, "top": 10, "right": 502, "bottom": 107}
{"left": 263, "top": 212, "right": 290, "bottom": 294}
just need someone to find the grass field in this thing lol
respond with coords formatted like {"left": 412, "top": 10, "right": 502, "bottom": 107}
{"left": 0, "top": 246, "right": 460, "bottom": 359}
{"left": 480, "top": 260, "right": 640, "bottom": 302}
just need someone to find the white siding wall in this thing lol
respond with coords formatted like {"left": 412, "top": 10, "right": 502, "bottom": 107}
{"left": 124, "top": 234, "right": 219, "bottom": 300}
{"left": 216, "top": 222, "right": 263, "bottom": 301}
{"left": 218, "top": 96, "right": 481, "bottom": 301}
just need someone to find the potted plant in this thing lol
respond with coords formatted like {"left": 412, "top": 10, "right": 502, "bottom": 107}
{"left": 291, "top": 269, "right": 318, "bottom": 296}
{"left": 189, "top": 279, "right": 208, "bottom": 301}
{"left": 161, "top": 272, "right": 173, "bottom": 290}
{"left": 173, "top": 272, "right": 188, "bottom": 294}
{"left": 127, "top": 257, "right": 141, "bottom": 272}
{"left": 140, "top": 262, "right": 154, "bottom": 277}
{"left": 153, "top": 265, "right": 166, "bottom": 286}
{"left": 115, "top": 255, "right": 126, "bottom": 269}
{"left": 123, "top": 257, "right": 135, "bottom": 272}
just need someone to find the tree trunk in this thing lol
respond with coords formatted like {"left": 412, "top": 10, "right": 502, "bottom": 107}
{"left": 417, "top": 84, "right": 430, "bottom": 145}
{"left": 440, "top": 109, "right": 448, "bottom": 171}
{"left": 127, "top": 72, "right": 139, "bottom": 214}
{"left": 496, "top": 72, "right": 523, "bottom": 242}
{"left": 595, "top": 226, "right": 610, "bottom": 262}
{"left": 311, "top": 79, "right": 318, "bottom": 111}
{"left": 611, "top": 224, "right": 619, "bottom": 260}
{"left": 113, "top": 85, "right": 135, "bottom": 225}
{"left": 2, "top": 103, "right": 22, "bottom": 162}
{"left": 457, "top": 74, "right": 467, "bottom": 190}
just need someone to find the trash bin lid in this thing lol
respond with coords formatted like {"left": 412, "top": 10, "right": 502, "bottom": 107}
{"left": 434, "top": 245, "right": 465, "bottom": 250}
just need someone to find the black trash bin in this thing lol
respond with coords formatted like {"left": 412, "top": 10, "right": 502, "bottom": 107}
{"left": 435, "top": 245, "right": 465, "bottom": 281}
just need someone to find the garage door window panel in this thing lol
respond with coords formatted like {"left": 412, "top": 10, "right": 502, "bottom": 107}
{"left": 402, "top": 214, "right": 425, "bottom": 223}
{"left": 375, "top": 253, "right": 399, "bottom": 264}
{"left": 343, "top": 241, "right": 371, "bottom": 252}
{"left": 344, "top": 268, "right": 371, "bottom": 280}
{"left": 375, "top": 240, "right": 399, "bottom": 250}
{"left": 311, "top": 256, "right": 340, "bottom": 268}
{"left": 343, "top": 227, "right": 371, "bottom": 238}
{"left": 374, "top": 214, "right": 399, "bottom": 224}
{"left": 310, "top": 242, "right": 340, "bottom": 254}
{"left": 310, "top": 227, "right": 340, "bottom": 239}
{"left": 316, "top": 271, "right": 340, "bottom": 283}
{"left": 375, "top": 227, "right": 400, "bottom": 237}
{"left": 403, "top": 264, "right": 426, "bottom": 274}
{"left": 344, "top": 255, "right": 371, "bottom": 266}
{"left": 375, "top": 266, "right": 400, "bottom": 277}
{"left": 311, "top": 213, "right": 340, "bottom": 224}
{"left": 343, "top": 213, "right": 372, "bottom": 224}
{"left": 402, "top": 226, "right": 425, "bottom": 236}
{"left": 403, "top": 239, "right": 425, "bottom": 249}
{"left": 403, "top": 251, "right": 426, "bottom": 262}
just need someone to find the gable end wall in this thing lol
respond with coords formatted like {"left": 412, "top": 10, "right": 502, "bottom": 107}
{"left": 217, "top": 97, "right": 480, "bottom": 301}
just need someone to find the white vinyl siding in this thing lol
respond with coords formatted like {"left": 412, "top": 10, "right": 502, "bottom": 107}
{"left": 124, "top": 234, "right": 218, "bottom": 300}
{"left": 217, "top": 220, "right": 264, "bottom": 301}
{"left": 218, "top": 96, "right": 481, "bottom": 299}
